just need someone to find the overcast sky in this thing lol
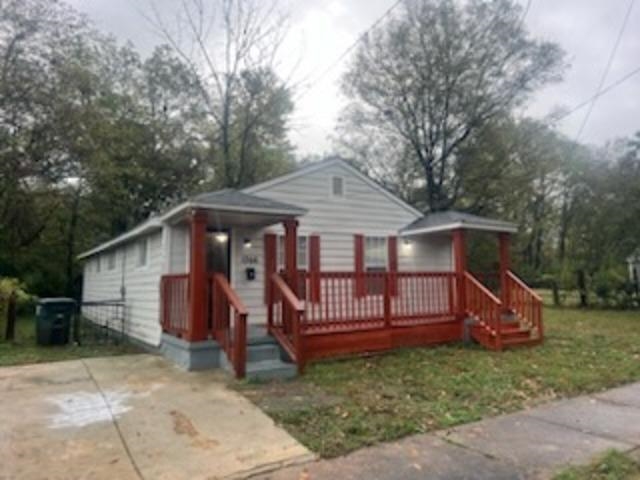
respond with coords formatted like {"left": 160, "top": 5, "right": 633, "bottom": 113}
{"left": 67, "top": 0, "right": 640, "bottom": 156}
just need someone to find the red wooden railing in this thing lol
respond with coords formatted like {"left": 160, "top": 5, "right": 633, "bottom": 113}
{"left": 211, "top": 273, "right": 248, "bottom": 378}
{"left": 298, "top": 271, "right": 386, "bottom": 332}
{"left": 505, "top": 271, "right": 544, "bottom": 340}
{"left": 464, "top": 272, "right": 503, "bottom": 349}
{"left": 391, "top": 272, "right": 457, "bottom": 326}
{"left": 160, "top": 274, "right": 189, "bottom": 337}
{"left": 268, "top": 273, "right": 305, "bottom": 371}
{"left": 292, "top": 271, "right": 457, "bottom": 332}
{"left": 471, "top": 271, "right": 501, "bottom": 295}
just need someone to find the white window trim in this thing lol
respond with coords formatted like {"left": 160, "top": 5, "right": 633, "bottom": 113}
{"left": 136, "top": 237, "right": 150, "bottom": 270}
{"left": 277, "top": 235, "right": 309, "bottom": 270}
{"left": 364, "top": 236, "right": 388, "bottom": 270}
{"left": 330, "top": 175, "right": 345, "bottom": 198}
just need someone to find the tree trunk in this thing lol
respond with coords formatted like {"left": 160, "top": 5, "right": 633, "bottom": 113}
{"left": 65, "top": 186, "right": 82, "bottom": 297}
{"left": 4, "top": 292, "right": 16, "bottom": 341}
{"left": 551, "top": 279, "right": 561, "bottom": 306}
{"left": 576, "top": 269, "right": 588, "bottom": 308}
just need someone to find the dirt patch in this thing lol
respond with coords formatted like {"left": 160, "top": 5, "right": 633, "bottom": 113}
{"left": 238, "top": 380, "right": 343, "bottom": 415}
{"left": 170, "top": 410, "right": 219, "bottom": 450}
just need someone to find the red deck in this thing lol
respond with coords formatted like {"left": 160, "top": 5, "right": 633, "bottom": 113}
{"left": 159, "top": 212, "right": 542, "bottom": 378}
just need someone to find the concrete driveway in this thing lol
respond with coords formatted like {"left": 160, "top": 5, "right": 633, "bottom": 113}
{"left": 0, "top": 355, "right": 313, "bottom": 480}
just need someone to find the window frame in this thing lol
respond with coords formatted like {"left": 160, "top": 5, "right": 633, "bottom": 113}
{"left": 137, "top": 238, "right": 149, "bottom": 269}
{"left": 364, "top": 236, "right": 388, "bottom": 295}
{"left": 330, "top": 175, "right": 345, "bottom": 198}
{"left": 277, "top": 235, "right": 308, "bottom": 270}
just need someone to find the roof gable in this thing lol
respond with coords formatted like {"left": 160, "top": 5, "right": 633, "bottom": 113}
{"left": 243, "top": 157, "right": 422, "bottom": 218}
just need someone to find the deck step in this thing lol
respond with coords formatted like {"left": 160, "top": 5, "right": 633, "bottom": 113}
{"left": 247, "top": 343, "right": 282, "bottom": 363}
{"left": 220, "top": 335, "right": 297, "bottom": 380}
{"left": 501, "top": 326, "right": 530, "bottom": 336}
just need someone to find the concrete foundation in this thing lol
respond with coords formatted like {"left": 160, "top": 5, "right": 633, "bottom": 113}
{"left": 160, "top": 333, "right": 221, "bottom": 371}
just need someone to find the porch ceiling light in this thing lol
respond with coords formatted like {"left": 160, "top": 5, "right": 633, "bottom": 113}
{"left": 215, "top": 232, "right": 228, "bottom": 243}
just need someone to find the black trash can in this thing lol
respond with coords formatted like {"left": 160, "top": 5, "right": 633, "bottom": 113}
{"left": 36, "top": 298, "right": 76, "bottom": 346}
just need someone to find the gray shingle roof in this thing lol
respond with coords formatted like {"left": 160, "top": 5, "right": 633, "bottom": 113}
{"left": 400, "top": 210, "right": 517, "bottom": 234}
{"left": 190, "top": 189, "right": 306, "bottom": 214}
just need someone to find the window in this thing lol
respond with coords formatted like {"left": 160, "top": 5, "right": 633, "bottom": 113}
{"left": 137, "top": 239, "right": 149, "bottom": 268}
{"left": 331, "top": 176, "right": 344, "bottom": 197}
{"left": 277, "top": 235, "right": 308, "bottom": 270}
{"left": 365, "top": 236, "right": 387, "bottom": 294}
{"left": 107, "top": 252, "right": 116, "bottom": 270}
{"left": 96, "top": 256, "right": 101, "bottom": 273}
{"left": 365, "top": 236, "right": 387, "bottom": 269}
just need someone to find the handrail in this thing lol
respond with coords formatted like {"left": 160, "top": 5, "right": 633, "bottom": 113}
{"left": 211, "top": 273, "right": 248, "bottom": 378}
{"left": 212, "top": 273, "right": 248, "bottom": 315}
{"left": 268, "top": 272, "right": 305, "bottom": 372}
{"left": 464, "top": 272, "right": 502, "bottom": 304}
{"left": 506, "top": 271, "right": 543, "bottom": 302}
{"left": 464, "top": 271, "right": 503, "bottom": 349}
{"left": 505, "top": 270, "right": 544, "bottom": 341}
{"left": 271, "top": 273, "right": 304, "bottom": 312}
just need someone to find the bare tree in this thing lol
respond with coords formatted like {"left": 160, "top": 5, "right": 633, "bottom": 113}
{"left": 144, "top": 0, "right": 294, "bottom": 188}
{"left": 339, "top": 0, "right": 565, "bottom": 212}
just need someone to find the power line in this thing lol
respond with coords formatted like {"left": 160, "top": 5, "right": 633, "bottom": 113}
{"left": 295, "top": 0, "right": 403, "bottom": 99}
{"left": 574, "top": 0, "right": 635, "bottom": 140}
{"left": 552, "top": 65, "right": 640, "bottom": 125}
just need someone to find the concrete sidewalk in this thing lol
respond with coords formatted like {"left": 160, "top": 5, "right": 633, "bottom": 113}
{"left": 0, "top": 355, "right": 313, "bottom": 480}
{"left": 256, "top": 382, "right": 640, "bottom": 480}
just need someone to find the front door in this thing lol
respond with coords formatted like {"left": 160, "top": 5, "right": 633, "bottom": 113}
{"left": 206, "top": 230, "right": 231, "bottom": 330}
{"left": 206, "top": 230, "right": 231, "bottom": 278}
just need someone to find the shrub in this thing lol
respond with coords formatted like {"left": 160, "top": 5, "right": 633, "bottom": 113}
{"left": 0, "top": 277, "right": 35, "bottom": 316}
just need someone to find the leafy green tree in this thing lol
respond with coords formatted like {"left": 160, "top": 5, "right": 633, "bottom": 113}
{"left": 147, "top": 0, "right": 295, "bottom": 189}
{"left": 339, "top": 0, "right": 565, "bottom": 211}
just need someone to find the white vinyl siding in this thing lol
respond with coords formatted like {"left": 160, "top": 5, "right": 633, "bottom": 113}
{"left": 107, "top": 252, "right": 116, "bottom": 271}
{"left": 168, "top": 222, "right": 189, "bottom": 274}
{"left": 82, "top": 231, "right": 164, "bottom": 346}
{"left": 236, "top": 161, "right": 452, "bottom": 324}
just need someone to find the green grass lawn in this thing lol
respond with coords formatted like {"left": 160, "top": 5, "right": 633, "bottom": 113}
{"left": 554, "top": 450, "right": 640, "bottom": 480}
{"left": 238, "top": 307, "right": 640, "bottom": 458}
{"left": 0, "top": 316, "right": 140, "bottom": 367}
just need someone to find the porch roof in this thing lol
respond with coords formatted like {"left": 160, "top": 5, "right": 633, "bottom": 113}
{"left": 78, "top": 189, "right": 306, "bottom": 259}
{"left": 399, "top": 210, "right": 517, "bottom": 236}
{"left": 162, "top": 189, "right": 307, "bottom": 226}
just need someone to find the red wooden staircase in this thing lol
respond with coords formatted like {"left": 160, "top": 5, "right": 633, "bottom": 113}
{"left": 465, "top": 271, "right": 543, "bottom": 350}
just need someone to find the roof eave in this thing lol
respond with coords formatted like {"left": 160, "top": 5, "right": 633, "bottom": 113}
{"left": 77, "top": 221, "right": 162, "bottom": 260}
{"left": 78, "top": 201, "right": 307, "bottom": 259}
{"left": 400, "top": 221, "right": 518, "bottom": 236}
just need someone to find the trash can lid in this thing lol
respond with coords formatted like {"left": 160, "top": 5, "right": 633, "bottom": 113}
{"left": 37, "top": 297, "right": 77, "bottom": 305}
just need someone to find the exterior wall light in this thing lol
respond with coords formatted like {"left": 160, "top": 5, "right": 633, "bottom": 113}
{"left": 215, "top": 232, "right": 228, "bottom": 243}
{"left": 243, "top": 237, "right": 252, "bottom": 249}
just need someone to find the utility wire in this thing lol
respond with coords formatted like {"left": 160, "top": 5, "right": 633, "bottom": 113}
{"left": 295, "top": 0, "right": 403, "bottom": 99}
{"left": 553, "top": 65, "right": 640, "bottom": 126}
{"left": 574, "top": 0, "right": 635, "bottom": 140}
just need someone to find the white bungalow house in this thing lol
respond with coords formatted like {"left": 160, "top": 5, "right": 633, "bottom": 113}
{"left": 79, "top": 157, "right": 542, "bottom": 379}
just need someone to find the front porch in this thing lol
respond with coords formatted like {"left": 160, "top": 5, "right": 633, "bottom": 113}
{"left": 160, "top": 207, "right": 543, "bottom": 378}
